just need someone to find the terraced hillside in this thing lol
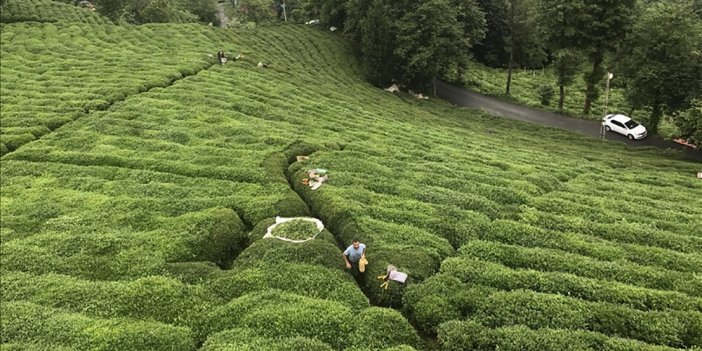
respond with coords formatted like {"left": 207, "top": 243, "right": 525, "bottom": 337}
{"left": 2, "top": 2, "right": 701, "bottom": 350}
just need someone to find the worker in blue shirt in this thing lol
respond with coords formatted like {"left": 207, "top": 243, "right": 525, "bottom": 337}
{"left": 342, "top": 239, "right": 366, "bottom": 274}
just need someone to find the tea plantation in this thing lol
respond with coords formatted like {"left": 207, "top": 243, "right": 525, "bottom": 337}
{"left": 1, "top": 1, "right": 701, "bottom": 350}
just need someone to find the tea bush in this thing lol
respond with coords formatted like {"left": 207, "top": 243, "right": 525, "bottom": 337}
{"left": 205, "top": 263, "right": 369, "bottom": 309}
{"left": 438, "top": 320, "right": 681, "bottom": 351}
{"left": 459, "top": 240, "right": 702, "bottom": 297}
{"left": 205, "top": 290, "right": 355, "bottom": 348}
{"left": 1, "top": 301, "right": 195, "bottom": 351}
{"left": 200, "top": 328, "right": 335, "bottom": 351}
{"left": 440, "top": 257, "right": 702, "bottom": 312}
{"left": 0, "top": 0, "right": 109, "bottom": 24}
{"left": 3, "top": 8, "right": 702, "bottom": 350}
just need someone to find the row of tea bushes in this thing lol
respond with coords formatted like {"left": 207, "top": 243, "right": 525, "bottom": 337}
{"left": 437, "top": 320, "right": 681, "bottom": 351}
{"left": 439, "top": 257, "right": 702, "bottom": 312}
{"left": 0, "top": 0, "right": 109, "bottom": 24}
{"left": 459, "top": 240, "right": 702, "bottom": 297}
{"left": 1, "top": 301, "right": 195, "bottom": 351}
{"left": 483, "top": 219, "right": 702, "bottom": 273}
{"left": 0, "top": 21, "right": 225, "bottom": 153}
{"left": 404, "top": 276, "right": 702, "bottom": 348}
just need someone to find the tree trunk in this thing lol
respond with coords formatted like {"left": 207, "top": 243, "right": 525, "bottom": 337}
{"left": 558, "top": 84, "right": 565, "bottom": 112}
{"left": 432, "top": 77, "right": 437, "bottom": 97}
{"left": 583, "top": 58, "right": 603, "bottom": 115}
{"left": 506, "top": 47, "right": 514, "bottom": 95}
{"left": 649, "top": 103, "right": 662, "bottom": 135}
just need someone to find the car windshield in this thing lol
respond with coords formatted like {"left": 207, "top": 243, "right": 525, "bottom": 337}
{"left": 624, "top": 120, "right": 639, "bottom": 129}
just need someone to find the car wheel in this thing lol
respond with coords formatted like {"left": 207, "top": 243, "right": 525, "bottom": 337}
{"left": 605, "top": 125, "right": 611, "bottom": 132}
{"left": 628, "top": 134, "right": 634, "bottom": 140}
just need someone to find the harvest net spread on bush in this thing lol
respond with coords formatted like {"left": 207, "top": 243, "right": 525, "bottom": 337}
{"left": 1, "top": 1, "right": 701, "bottom": 350}
{"left": 270, "top": 219, "right": 320, "bottom": 240}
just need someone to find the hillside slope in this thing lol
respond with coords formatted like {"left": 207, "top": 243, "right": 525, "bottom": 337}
{"left": 1, "top": 4, "right": 701, "bottom": 350}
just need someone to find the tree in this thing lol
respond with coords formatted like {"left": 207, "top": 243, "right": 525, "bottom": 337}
{"left": 675, "top": 100, "right": 702, "bottom": 147}
{"left": 473, "top": 0, "right": 510, "bottom": 67}
{"left": 538, "top": 0, "right": 589, "bottom": 112}
{"left": 395, "top": 0, "right": 484, "bottom": 93}
{"left": 307, "top": 0, "right": 347, "bottom": 27}
{"left": 94, "top": 0, "right": 128, "bottom": 21}
{"left": 357, "top": 0, "right": 399, "bottom": 86}
{"left": 579, "top": 0, "right": 636, "bottom": 115}
{"left": 504, "top": 0, "right": 546, "bottom": 95}
{"left": 237, "top": 0, "right": 277, "bottom": 23}
{"left": 182, "top": 0, "right": 219, "bottom": 25}
{"left": 553, "top": 49, "right": 582, "bottom": 112}
{"left": 618, "top": 1, "right": 702, "bottom": 134}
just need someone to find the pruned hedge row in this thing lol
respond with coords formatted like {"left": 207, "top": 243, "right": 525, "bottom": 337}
{"left": 200, "top": 328, "right": 336, "bottom": 351}
{"left": 0, "top": 0, "right": 109, "bottom": 24}
{"left": 1, "top": 207, "right": 248, "bottom": 280}
{"left": 404, "top": 276, "right": 702, "bottom": 348}
{"left": 200, "top": 327, "right": 419, "bottom": 351}
{"left": 440, "top": 257, "right": 702, "bottom": 312}
{"left": 205, "top": 263, "right": 370, "bottom": 309}
{"left": 288, "top": 160, "right": 450, "bottom": 307}
{"left": 484, "top": 219, "right": 702, "bottom": 273}
{"left": 1, "top": 271, "right": 215, "bottom": 329}
{"left": 438, "top": 320, "right": 681, "bottom": 351}
{"left": 534, "top": 190, "right": 702, "bottom": 235}
{"left": 459, "top": 240, "right": 702, "bottom": 297}
{"left": 1, "top": 22, "right": 221, "bottom": 152}
{"left": 518, "top": 206, "right": 702, "bottom": 254}
{"left": 3, "top": 15, "right": 701, "bottom": 351}
{"left": 0, "top": 160, "right": 289, "bottom": 238}
{"left": 231, "top": 236, "right": 346, "bottom": 271}
{"left": 1, "top": 301, "right": 195, "bottom": 351}
{"left": 203, "top": 290, "right": 421, "bottom": 350}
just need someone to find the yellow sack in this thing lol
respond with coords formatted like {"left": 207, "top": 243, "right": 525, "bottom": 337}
{"left": 359, "top": 257, "right": 369, "bottom": 272}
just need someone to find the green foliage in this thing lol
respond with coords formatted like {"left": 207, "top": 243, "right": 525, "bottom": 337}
{"left": 237, "top": 0, "right": 277, "bottom": 23}
{"left": 1, "top": 301, "right": 196, "bottom": 351}
{"left": 205, "top": 290, "right": 354, "bottom": 349}
{"left": 2, "top": 16, "right": 702, "bottom": 351}
{"left": 166, "top": 207, "right": 247, "bottom": 265}
{"left": 1, "top": 271, "right": 217, "bottom": 330}
{"left": 473, "top": 0, "right": 509, "bottom": 66}
{"left": 553, "top": 49, "right": 583, "bottom": 111}
{"left": 205, "top": 263, "right": 369, "bottom": 309}
{"left": 201, "top": 328, "right": 335, "bottom": 351}
{"left": 232, "top": 236, "right": 346, "bottom": 270}
{"left": 459, "top": 240, "right": 702, "bottom": 297}
{"left": 438, "top": 320, "right": 683, "bottom": 351}
{"left": 402, "top": 275, "right": 475, "bottom": 334}
{"left": 674, "top": 99, "right": 702, "bottom": 146}
{"left": 357, "top": 0, "right": 398, "bottom": 86}
{"left": 537, "top": 84, "right": 554, "bottom": 106}
{"left": 345, "top": 0, "right": 485, "bottom": 88}
{"left": 440, "top": 257, "right": 702, "bottom": 312}
{"left": 1, "top": 0, "right": 109, "bottom": 24}
{"left": 271, "top": 219, "right": 320, "bottom": 239}
{"left": 618, "top": 0, "right": 702, "bottom": 133}
{"left": 348, "top": 307, "right": 421, "bottom": 350}
{"left": 394, "top": 0, "right": 477, "bottom": 89}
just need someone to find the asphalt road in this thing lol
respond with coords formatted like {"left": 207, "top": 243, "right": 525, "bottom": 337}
{"left": 435, "top": 80, "right": 702, "bottom": 163}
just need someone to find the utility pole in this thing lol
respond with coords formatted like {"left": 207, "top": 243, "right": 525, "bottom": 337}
{"left": 600, "top": 72, "right": 613, "bottom": 140}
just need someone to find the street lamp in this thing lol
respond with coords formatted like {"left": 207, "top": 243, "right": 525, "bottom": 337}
{"left": 600, "top": 72, "right": 614, "bottom": 140}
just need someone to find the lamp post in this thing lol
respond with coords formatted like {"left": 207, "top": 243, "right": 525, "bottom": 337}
{"left": 600, "top": 72, "right": 614, "bottom": 140}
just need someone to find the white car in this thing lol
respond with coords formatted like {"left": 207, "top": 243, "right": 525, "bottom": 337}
{"left": 602, "top": 114, "right": 647, "bottom": 140}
